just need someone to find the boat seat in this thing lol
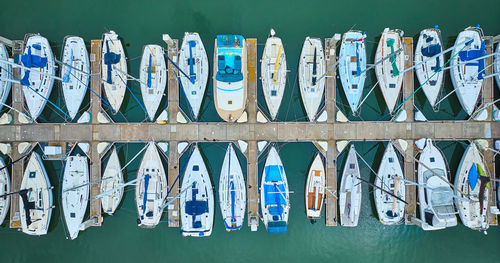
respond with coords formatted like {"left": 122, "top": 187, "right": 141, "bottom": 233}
{"left": 234, "top": 56, "right": 242, "bottom": 74}
{"left": 218, "top": 55, "right": 225, "bottom": 72}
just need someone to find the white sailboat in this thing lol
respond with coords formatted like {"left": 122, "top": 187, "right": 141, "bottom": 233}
{"left": 339, "top": 145, "right": 362, "bottom": 227}
{"left": 299, "top": 37, "right": 325, "bottom": 121}
{"left": 375, "top": 28, "right": 405, "bottom": 113}
{"left": 338, "top": 31, "right": 366, "bottom": 114}
{"left": 61, "top": 36, "right": 90, "bottom": 120}
{"left": 20, "top": 34, "right": 55, "bottom": 120}
{"left": 261, "top": 146, "right": 289, "bottom": 233}
{"left": 101, "top": 31, "right": 127, "bottom": 114}
{"left": 179, "top": 33, "right": 209, "bottom": 120}
{"left": 100, "top": 147, "right": 123, "bottom": 215}
{"left": 305, "top": 153, "right": 325, "bottom": 219}
{"left": 135, "top": 142, "right": 167, "bottom": 228}
{"left": 180, "top": 145, "right": 214, "bottom": 237}
{"left": 0, "top": 158, "right": 11, "bottom": 225}
{"left": 62, "top": 154, "right": 89, "bottom": 239}
{"left": 450, "top": 26, "right": 485, "bottom": 116}
{"left": 261, "top": 29, "right": 287, "bottom": 120}
{"left": 374, "top": 142, "right": 405, "bottom": 225}
{"left": 454, "top": 142, "right": 489, "bottom": 232}
{"left": 417, "top": 139, "right": 457, "bottom": 231}
{"left": 415, "top": 28, "right": 444, "bottom": 109}
{"left": 219, "top": 144, "right": 246, "bottom": 231}
{"left": 0, "top": 43, "right": 12, "bottom": 113}
{"left": 139, "top": 45, "right": 166, "bottom": 121}
{"left": 495, "top": 43, "right": 499, "bottom": 90}
{"left": 19, "top": 152, "right": 53, "bottom": 235}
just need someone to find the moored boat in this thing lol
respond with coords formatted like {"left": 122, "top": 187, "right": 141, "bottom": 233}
{"left": 299, "top": 37, "right": 325, "bottom": 121}
{"left": 450, "top": 26, "right": 485, "bottom": 116}
{"left": 61, "top": 36, "right": 90, "bottom": 120}
{"left": 338, "top": 31, "right": 366, "bottom": 114}
{"left": 102, "top": 31, "right": 127, "bottom": 114}
{"left": 179, "top": 33, "right": 209, "bottom": 120}
{"left": 219, "top": 144, "right": 246, "bottom": 231}
{"left": 139, "top": 45, "right": 167, "bottom": 121}
{"left": 180, "top": 145, "right": 214, "bottom": 237}
{"left": 305, "top": 153, "right": 325, "bottom": 219}
{"left": 0, "top": 158, "right": 10, "bottom": 225}
{"left": 454, "top": 142, "right": 489, "bottom": 232}
{"left": 261, "top": 29, "right": 287, "bottom": 120}
{"left": 495, "top": 43, "right": 499, "bottom": 90}
{"left": 375, "top": 28, "right": 405, "bottom": 113}
{"left": 213, "top": 35, "right": 247, "bottom": 122}
{"left": 19, "top": 152, "right": 53, "bottom": 235}
{"left": 62, "top": 154, "right": 89, "bottom": 239}
{"left": 135, "top": 142, "right": 167, "bottom": 228}
{"left": 20, "top": 34, "right": 55, "bottom": 120}
{"left": 415, "top": 28, "right": 444, "bottom": 109}
{"left": 100, "top": 147, "right": 123, "bottom": 215}
{"left": 417, "top": 139, "right": 457, "bottom": 230}
{"left": 339, "top": 145, "right": 362, "bottom": 227}
{"left": 261, "top": 146, "right": 289, "bottom": 233}
{"left": 374, "top": 142, "right": 405, "bottom": 225}
{"left": 0, "top": 44, "right": 12, "bottom": 113}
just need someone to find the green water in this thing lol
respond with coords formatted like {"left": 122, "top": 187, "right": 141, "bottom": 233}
{"left": 1, "top": 0, "right": 500, "bottom": 262}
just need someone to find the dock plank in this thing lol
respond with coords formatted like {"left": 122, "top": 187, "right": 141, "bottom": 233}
{"left": 325, "top": 141, "right": 337, "bottom": 226}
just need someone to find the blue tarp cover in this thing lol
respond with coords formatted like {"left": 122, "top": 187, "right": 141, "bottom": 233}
{"left": 264, "top": 184, "right": 286, "bottom": 206}
{"left": 267, "top": 221, "right": 287, "bottom": 233}
{"left": 468, "top": 163, "right": 479, "bottom": 190}
{"left": 264, "top": 165, "right": 283, "bottom": 182}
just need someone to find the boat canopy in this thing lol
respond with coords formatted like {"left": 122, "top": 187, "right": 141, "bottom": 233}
{"left": 21, "top": 46, "right": 48, "bottom": 69}
{"left": 267, "top": 221, "right": 287, "bottom": 233}
{"left": 458, "top": 41, "right": 485, "bottom": 79}
{"left": 216, "top": 54, "right": 243, "bottom": 82}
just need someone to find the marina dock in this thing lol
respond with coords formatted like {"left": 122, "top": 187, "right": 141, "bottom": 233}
{"left": 0, "top": 35, "right": 498, "bottom": 232}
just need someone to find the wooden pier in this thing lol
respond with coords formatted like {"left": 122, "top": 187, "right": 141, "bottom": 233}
{"left": 0, "top": 34, "right": 498, "bottom": 234}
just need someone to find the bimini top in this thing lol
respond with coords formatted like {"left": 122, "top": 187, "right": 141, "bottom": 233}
{"left": 216, "top": 35, "right": 244, "bottom": 83}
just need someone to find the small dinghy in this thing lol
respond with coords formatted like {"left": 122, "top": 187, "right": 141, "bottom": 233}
{"left": 135, "top": 142, "right": 167, "bottom": 228}
{"left": 375, "top": 28, "right": 405, "bottom": 113}
{"left": 62, "top": 154, "right": 89, "bottom": 239}
{"left": 20, "top": 34, "right": 55, "bottom": 120}
{"left": 100, "top": 147, "right": 124, "bottom": 215}
{"left": 305, "top": 153, "right": 325, "bottom": 219}
{"left": 339, "top": 145, "right": 362, "bottom": 227}
{"left": 219, "top": 144, "right": 246, "bottom": 231}
{"left": 417, "top": 139, "right": 457, "bottom": 230}
{"left": 415, "top": 28, "right": 444, "bottom": 109}
{"left": 261, "top": 29, "right": 287, "bottom": 120}
{"left": 0, "top": 158, "right": 11, "bottom": 225}
{"left": 140, "top": 45, "right": 166, "bottom": 121}
{"left": 19, "top": 152, "right": 53, "bottom": 235}
{"left": 299, "top": 37, "right": 325, "bottom": 121}
{"left": 374, "top": 142, "right": 405, "bottom": 225}
{"left": 180, "top": 145, "right": 214, "bottom": 237}
{"left": 455, "top": 142, "right": 489, "bottom": 232}
{"left": 261, "top": 146, "right": 289, "bottom": 233}
{"left": 213, "top": 35, "right": 247, "bottom": 122}
{"left": 338, "top": 31, "right": 366, "bottom": 114}
{"left": 101, "top": 31, "right": 127, "bottom": 114}
{"left": 61, "top": 36, "right": 90, "bottom": 120}
{"left": 451, "top": 26, "right": 485, "bottom": 116}
{"left": 179, "top": 33, "right": 209, "bottom": 120}
{"left": 0, "top": 44, "right": 12, "bottom": 113}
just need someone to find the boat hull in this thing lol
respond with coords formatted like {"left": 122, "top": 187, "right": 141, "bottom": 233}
{"left": 140, "top": 45, "right": 167, "bottom": 121}
{"left": 298, "top": 37, "right": 325, "bottom": 121}
{"left": 305, "top": 154, "right": 325, "bottom": 219}
{"left": 62, "top": 155, "right": 89, "bottom": 239}
{"left": 261, "top": 36, "right": 287, "bottom": 120}
{"left": 0, "top": 158, "right": 10, "bottom": 225}
{"left": 339, "top": 145, "right": 362, "bottom": 227}
{"left": 0, "top": 44, "right": 12, "bottom": 113}
{"left": 100, "top": 147, "right": 123, "bottom": 215}
{"left": 101, "top": 31, "right": 127, "bottom": 114}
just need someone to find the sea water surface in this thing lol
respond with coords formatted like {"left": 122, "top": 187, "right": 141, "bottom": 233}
{"left": 0, "top": 0, "right": 499, "bottom": 262}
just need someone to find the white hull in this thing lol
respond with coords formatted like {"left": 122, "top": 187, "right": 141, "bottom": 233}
{"left": 140, "top": 45, "right": 166, "bottom": 121}
{"left": 299, "top": 37, "right": 325, "bottom": 121}
{"left": 218, "top": 144, "right": 246, "bottom": 231}
{"left": 415, "top": 29, "right": 444, "bottom": 108}
{"left": 495, "top": 43, "right": 500, "bottom": 90}
{"left": 339, "top": 145, "right": 362, "bottom": 227}
{"left": 450, "top": 27, "right": 485, "bottom": 116}
{"left": 102, "top": 31, "right": 127, "bottom": 114}
{"left": 454, "top": 143, "right": 489, "bottom": 231}
{"left": 417, "top": 139, "right": 457, "bottom": 231}
{"left": 0, "top": 44, "right": 12, "bottom": 113}
{"left": 180, "top": 145, "right": 214, "bottom": 237}
{"left": 135, "top": 142, "right": 167, "bottom": 228}
{"left": 305, "top": 154, "right": 325, "bottom": 219}
{"left": 61, "top": 36, "right": 90, "bottom": 120}
{"left": 375, "top": 28, "right": 404, "bottom": 113}
{"left": 20, "top": 153, "right": 53, "bottom": 235}
{"left": 62, "top": 155, "right": 89, "bottom": 239}
{"left": 179, "top": 33, "right": 209, "bottom": 119}
{"left": 261, "top": 35, "right": 287, "bottom": 120}
{"left": 374, "top": 142, "right": 405, "bottom": 225}
{"left": 100, "top": 147, "right": 123, "bottom": 215}
{"left": 0, "top": 158, "right": 10, "bottom": 225}
{"left": 21, "top": 34, "right": 55, "bottom": 120}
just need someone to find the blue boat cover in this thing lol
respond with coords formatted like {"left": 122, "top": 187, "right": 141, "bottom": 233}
{"left": 468, "top": 163, "right": 479, "bottom": 190}
{"left": 62, "top": 49, "right": 74, "bottom": 83}
{"left": 147, "top": 54, "right": 152, "bottom": 88}
{"left": 264, "top": 165, "right": 284, "bottom": 182}
{"left": 458, "top": 41, "right": 485, "bottom": 80}
{"left": 104, "top": 40, "right": 122, "bottom": 84}
{"left": 267, "top": 221, "right": 287, "bottom": 233}
{"left": 188, "top": 40, "right": 196, "bottom": 84}
{"left": 141, "top": 173, "right": 150, "bottom": 219}
{"left": 20, "top": 46, "right": 49, "bottom": 86}
{"left": 421, "top": 44, "right": 441, "bottom": 57}
{"left": 264, "top": 184, "right": 286, "bottom": 207}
